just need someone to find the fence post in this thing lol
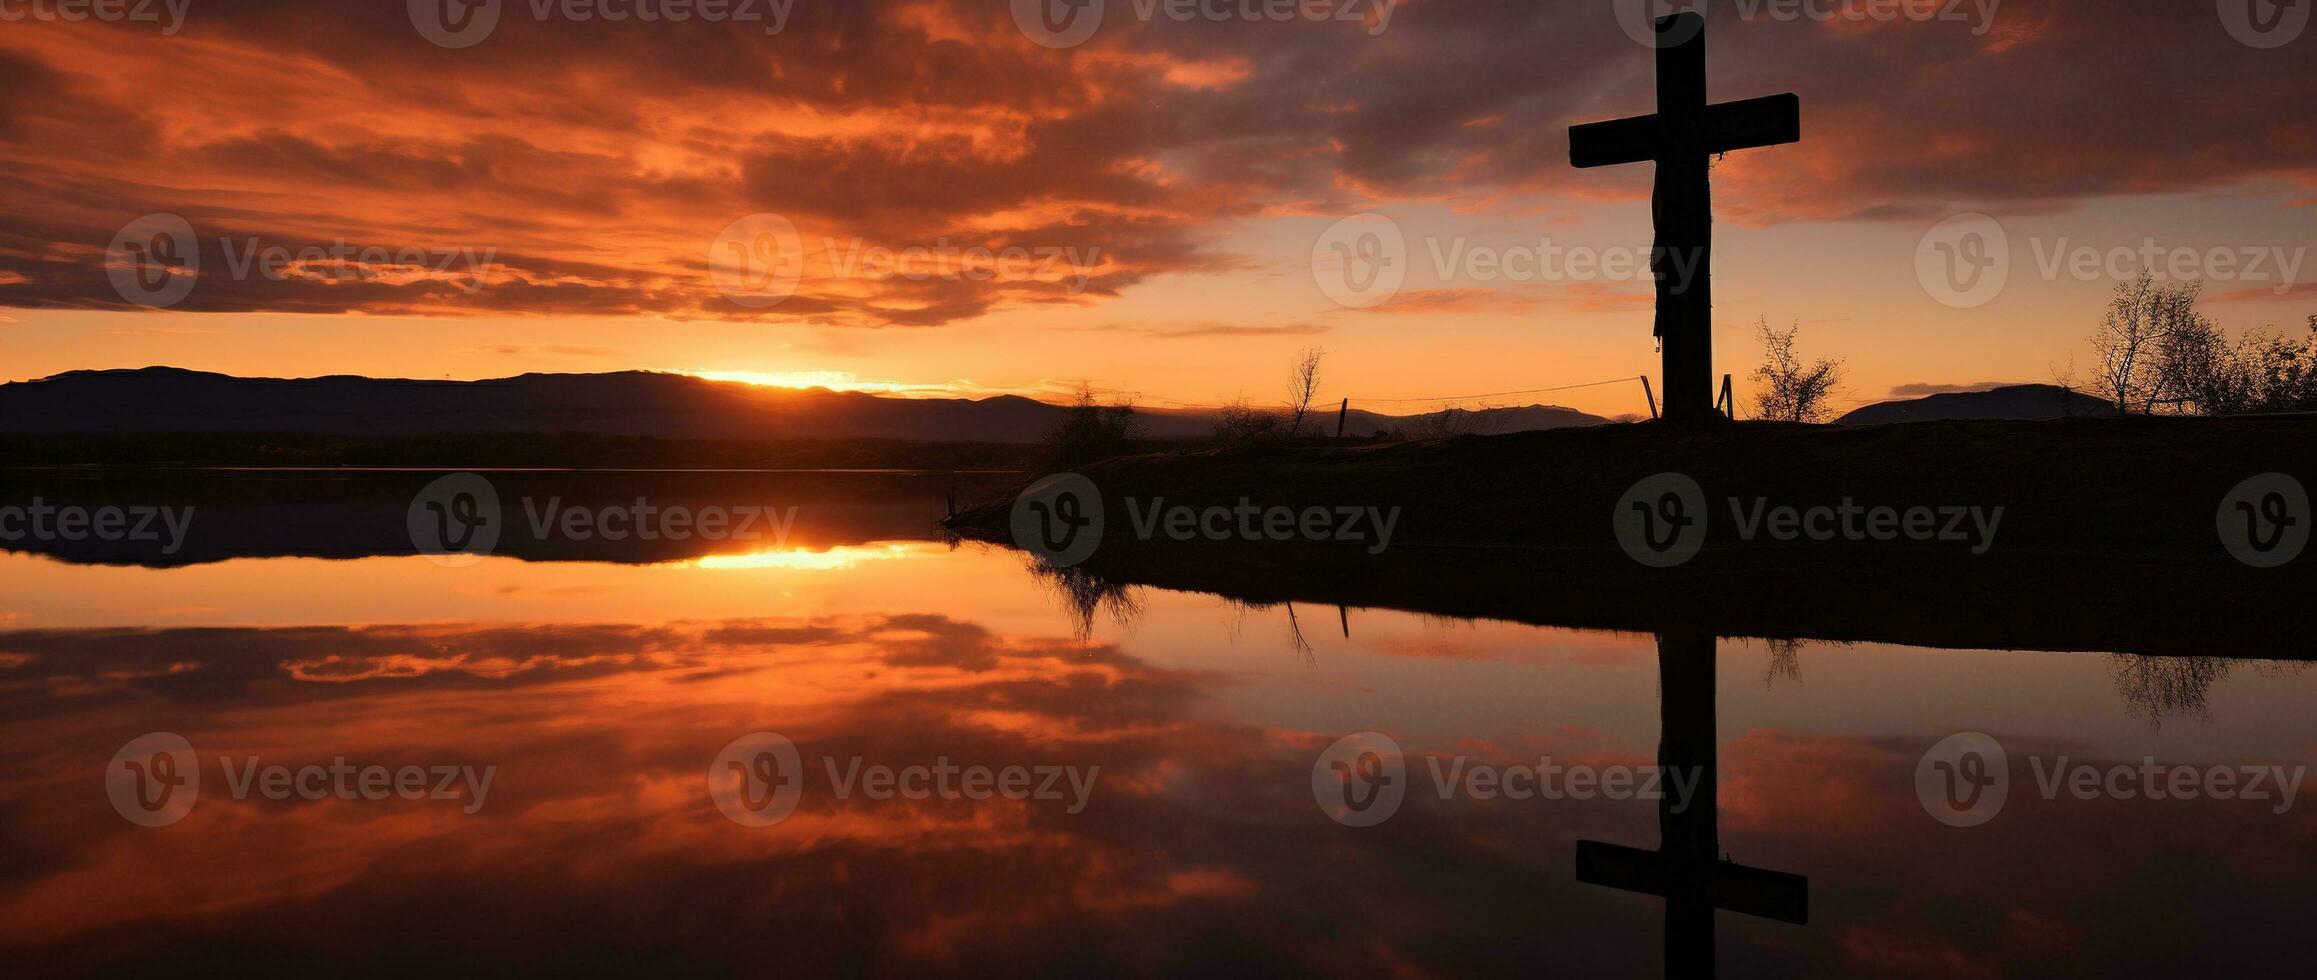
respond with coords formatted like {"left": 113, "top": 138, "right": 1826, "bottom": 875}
{"left": 1641, "top": 376, "right": 1659, "bottom": 420}
{"left": 1335, "top": 398, "right": 1349, "bottom": 438}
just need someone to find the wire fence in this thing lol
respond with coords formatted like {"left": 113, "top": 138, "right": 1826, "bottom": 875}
{"left": 1078, "top": 377, "right": 2188, "bottom": 431}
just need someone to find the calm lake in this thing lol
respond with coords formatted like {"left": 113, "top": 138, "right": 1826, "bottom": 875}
{"left": 1, "top": 472, "right": 2310, "bottom": 977}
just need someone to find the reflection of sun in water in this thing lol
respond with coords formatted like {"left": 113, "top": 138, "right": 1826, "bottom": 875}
{"left": 684, "top": 543, "right": 938, "bottom": 571}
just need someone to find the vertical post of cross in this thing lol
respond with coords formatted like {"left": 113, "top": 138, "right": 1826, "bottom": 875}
{"left": 1655, "top": 17, "right": 1712, "bottom": 421}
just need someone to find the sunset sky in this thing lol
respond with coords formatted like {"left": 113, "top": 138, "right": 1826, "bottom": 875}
{"left": 1, "top": 0, "right": 2310, "bottom": 419}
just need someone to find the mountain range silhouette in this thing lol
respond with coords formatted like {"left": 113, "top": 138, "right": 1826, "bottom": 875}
{"left": 0, "top": 367, "right": 1613, "bottom": 443}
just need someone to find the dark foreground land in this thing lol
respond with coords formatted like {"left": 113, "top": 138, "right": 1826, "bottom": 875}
{"left": 947, "top": 417, "right": 2317, "bottom": 660}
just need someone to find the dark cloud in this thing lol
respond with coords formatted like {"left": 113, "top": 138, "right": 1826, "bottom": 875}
{"left": 0, "top": 0, "right": 2307, "bottom": 321}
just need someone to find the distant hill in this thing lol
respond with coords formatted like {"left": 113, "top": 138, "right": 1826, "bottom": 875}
{"left": 1837, "top": 384, "right": 2114, "bottom": 426}
{"left": 0, "top": 368, "right": 1612, "bottom": 444}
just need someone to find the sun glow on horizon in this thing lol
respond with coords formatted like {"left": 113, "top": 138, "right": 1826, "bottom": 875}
{"left": 678, "top": 369, "right": 1081, "bottom": 403}
{"left": 680, "top": 369, "right": 941, "bottom": 395}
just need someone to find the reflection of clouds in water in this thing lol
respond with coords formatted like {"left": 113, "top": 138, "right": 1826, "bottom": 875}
{"left": 0, "top": 612, "right": 1638, "bottom": 974}
{"left": 2, "top": 616, "right": 2314, "bottom": 974}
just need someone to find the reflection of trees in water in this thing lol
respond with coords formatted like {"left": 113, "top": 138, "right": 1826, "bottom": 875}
{"left": 1023, "top": 560, "right": 1144, "bottom": 639}
{"left": 1735, "top": 636, "right": 1836, "bottom": 689}
{"left": 1762, "top": 638, "right": 1804, "bottom": 688}
{"left": 1283, "top": 604, "right": 1316, "bottom": 665}
{"left": 2108, "top": 655, "right": 2310, "bottom": 729}
{"left": 1216, "top": 598, "right": 1319, "bottom": 664}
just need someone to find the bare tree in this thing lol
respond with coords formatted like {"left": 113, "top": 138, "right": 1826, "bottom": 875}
{"left": 2168, "top": 316, "right": 2317, "bottom": 416}
{"left": 1212, "top": 395, "right": 1287, "bottom": 445}
{"left": 1748, "top": 317, "right": 1845, "bottom": 422}
{"left": 1285, "top": 346, "right": 1325, "bottom": 436}
{"left": 1042, "top": 383, "right": 1141, "bottom": 467}
{"left": 2090, "top": 272, "right": 2207, "bottom": 414}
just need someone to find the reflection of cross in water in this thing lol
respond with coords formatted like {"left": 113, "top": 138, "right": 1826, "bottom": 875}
{"left": 1577, "top": 630, "right": 1808, "bottom": 978}
{"left": 1569, "top": 13, "right": 1800, "bottom": 422}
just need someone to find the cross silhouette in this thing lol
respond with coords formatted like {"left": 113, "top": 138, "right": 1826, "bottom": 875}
{"left": 1577, "top": 631, "right": 1808, "bottom": 977}
{"left": 1570, "top": 13, "right": 1801, "bottom": 421}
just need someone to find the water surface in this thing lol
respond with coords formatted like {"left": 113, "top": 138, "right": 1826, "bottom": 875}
{"left": 1, "top": 473, "right": 2310, "bottom": 977}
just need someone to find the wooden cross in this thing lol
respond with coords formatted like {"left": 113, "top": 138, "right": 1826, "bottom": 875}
{"left": 1569, "top": 13, "right": 1800, "bottom": 421}
{"left": 1577, "top": 630, "right": 1807, "bottom": 977}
